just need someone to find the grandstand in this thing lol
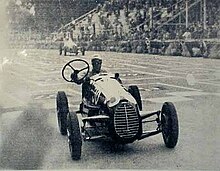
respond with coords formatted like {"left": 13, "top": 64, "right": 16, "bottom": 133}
{"left": 57, "top": 0, "right": 219, "bottom": 39}
{"left": 6, "top": 0, "right": 219, "bottom": 57}
{"left": 53, "top": 0, "right": 219, "bottom": 57}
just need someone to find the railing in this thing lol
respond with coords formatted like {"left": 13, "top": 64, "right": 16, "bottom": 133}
{"left": 58, "top": 8, "right": 98, "bottom": 32}
{"left": 156, "top": 0, "right": 202, "bottom": 30}
{"left": 132, "top": 0, "right": 202, "bottom": 31}
{"left": 133, "top": 0, "right": 185, "bottom": 31}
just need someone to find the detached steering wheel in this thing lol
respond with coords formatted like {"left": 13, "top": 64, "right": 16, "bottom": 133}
{"left": 62, "top": 59, "right": 90, "bottom": 83}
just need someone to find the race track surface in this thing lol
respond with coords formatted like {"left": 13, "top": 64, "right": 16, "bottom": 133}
{"left": 0, "top": 49, "right": 219, "bottom": 170}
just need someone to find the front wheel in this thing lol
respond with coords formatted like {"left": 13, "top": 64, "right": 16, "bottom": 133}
{"left": 67, "top": 112, "right": 82, "bottom": 160}
{"left": 59, "top": 43, "right": 63, "bottom": 55}
{"left": 64, "top": 48, "right": 67, "bottom": 56}
{"left": 82, "top": 49, "right": 85, "bottom": 56}
{"left": 161, "top": 102, "right": 179, "bottom": 148}
{"left": 56, "top": 91, "right": 69, "bottom": 135}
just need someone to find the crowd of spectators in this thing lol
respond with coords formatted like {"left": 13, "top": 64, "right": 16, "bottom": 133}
{"left": 76, "top": 0, "right": 186, "bottom": 42}
{"left": 77, "top": 0, "right": 219, "bottom": 42}
{"left": 61, "top": 0, "right": 220, "bottom": 57}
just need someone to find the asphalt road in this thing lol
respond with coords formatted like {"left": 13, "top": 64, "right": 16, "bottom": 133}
{"left": 0, "top": 49, "right": 220, "bottom": 170}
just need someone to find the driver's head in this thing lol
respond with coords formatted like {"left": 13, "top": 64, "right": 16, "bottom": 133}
{"left": 91, "top": 54, "right": 102, "bottom": 73}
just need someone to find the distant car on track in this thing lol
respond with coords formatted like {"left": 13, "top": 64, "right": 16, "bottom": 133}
{"left": 59, "top": 38, "right": 85, "bottom": 56}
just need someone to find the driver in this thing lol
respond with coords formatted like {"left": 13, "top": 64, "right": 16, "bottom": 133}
{"left": 71, "top": 54, "right": 122, "bottom": 100}
{"left": 71, "top": 55, "right": 105, "bottom": 84}
{"left": 71, "top": 55, "right": 106, "bottom": 99}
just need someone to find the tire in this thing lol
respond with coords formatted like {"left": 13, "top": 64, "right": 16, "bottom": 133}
{"left": 82, "top": 49, "right": 85, "bottom": 56}
{"left": 161, "top": 102, "right": 179, "bottom": 148}
{"left": 56, "top": 91, "right": 69, "bottom": 135}
{"left": 59, "top": 43, "right": 63, "bottom": 55}
{"left": 59, "top": 48, "right": 62, "bottom": 55}
{"left": 67, "top": 112, "right": 82, "bottom": 160}
{"left": 128, "top": 85, "right": 142, "bottom": 111}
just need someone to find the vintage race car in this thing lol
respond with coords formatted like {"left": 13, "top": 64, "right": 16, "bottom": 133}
{"left": 56, "top": 59, "right": 179, "bottom": 160}
{"left": 59, "top": 39, "right": 85, "bottom": 56}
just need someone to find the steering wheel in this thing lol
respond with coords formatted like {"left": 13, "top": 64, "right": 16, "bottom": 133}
{"left": 62, "top": 59, "right": 90, "bottom": 83}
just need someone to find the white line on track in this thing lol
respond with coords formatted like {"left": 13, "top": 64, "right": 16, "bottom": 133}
{"left": 155, "top": 82, "right": 201, "bottom": 91}
{"left": 197, "top": 81, "right": 220, "bottom": 87}
{"left": 142, "top": 96, "right": 193, "bottom": 103}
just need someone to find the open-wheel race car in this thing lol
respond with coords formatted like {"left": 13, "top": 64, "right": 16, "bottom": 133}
{"left": 56, "top": 59, "right": 179, "bottom": 160}
{"left": 59, "top": 39, "right": 85, "bottom": 56}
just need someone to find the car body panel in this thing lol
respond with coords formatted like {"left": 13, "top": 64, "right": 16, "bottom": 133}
{"left": 90, "top": 73, "right": 136, "bottom": 107}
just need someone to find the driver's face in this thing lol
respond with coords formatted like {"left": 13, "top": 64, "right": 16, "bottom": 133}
{"left": 92, "top": 61, "right": 102, "bottom": 73}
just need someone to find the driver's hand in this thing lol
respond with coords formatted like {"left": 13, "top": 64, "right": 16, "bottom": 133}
{"left": 70, "top": 70, "right": 83, "bottom": 85}
{"left": 70, "top": 70, "right": 79, "bottom": 82}
{"left": 85, "top": 77, "right": 90, "bottom": 82}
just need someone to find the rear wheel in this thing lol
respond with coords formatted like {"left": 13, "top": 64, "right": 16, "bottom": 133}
{"left": 67, "top": 112, "right": 82, "bottom": 160}
{"left": 128, "top": 85, "right": 142, "bottom": 111}
{"left": 56, "top": 91, "right": 69, "bottom": 135}
{"left": 82, "top": 48, "right": 85, "bottom": 56}
{"left": 59, "top": 43, "right": 63, "bottom": 55}
{"left": 161, "top": 102, "right": 179, "bottom": 148}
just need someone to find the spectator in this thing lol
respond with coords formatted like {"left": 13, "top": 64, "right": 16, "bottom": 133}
{"left": 182, "top": 28, "right": 192, "bottom": 40}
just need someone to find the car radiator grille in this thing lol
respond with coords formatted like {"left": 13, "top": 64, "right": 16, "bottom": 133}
{"left": 114, "top": 102, "right": 139, "bottom": 139}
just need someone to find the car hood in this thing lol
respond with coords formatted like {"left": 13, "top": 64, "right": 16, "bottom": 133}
{"left": 91, "top": 74, "right": 136, "bottom": 107}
